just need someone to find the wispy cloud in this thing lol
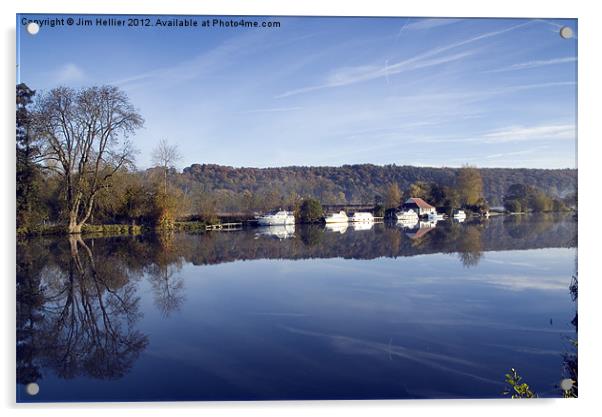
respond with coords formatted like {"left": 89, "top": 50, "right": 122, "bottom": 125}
{"left": 54, "top": 63, "right": 85, "bottom": 83}
{"left": 408, "top": 122, "right": 575, "bottom": 147}
{"left": 394, "top": 81, "right": 575, "bottom": 107}
{"left": 483, "top": 148, "right": 543, "bottom": 160}
{"left": 277, "top": 20, "right": 534, "bottom": 98}
{"left": 277, "top": 50, "right": 475, "bottom": 98}
{"left": 484, "top": 56, "right": 577, "bottom": 73}
{"left": 282, "top": 325, "right": 502, "bottom": 385}
{"left": 403, "top": 18, "right": 462, "bottom": 31}
{"left": 470, "top": 274, "right": 570, "bottom": 291}
{"left": 331, "top": 50, "right": 473, "bottom": 86}
{"left": 111, "top": 33, "right": 264, "bottom": 89}
{"left": 483, "top": 123, "right": 575, "bottom": 143}
{"left": 237, "top": 106, "right": 304, "bottom": 114}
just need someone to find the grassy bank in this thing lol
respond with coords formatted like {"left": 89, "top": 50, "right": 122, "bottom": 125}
{"left": 17, "top": 221, "right": 209, "bottom": 237}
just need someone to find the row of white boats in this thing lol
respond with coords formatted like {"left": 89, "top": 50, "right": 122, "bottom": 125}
{"left": 255, "top": 209, "right": 467, "bottom": 226}
{"left": 255, "top": 210, "right": 376, "bottom": 226}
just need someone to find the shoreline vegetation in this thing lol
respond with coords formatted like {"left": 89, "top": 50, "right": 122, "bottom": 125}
{"left": 16, "top": 83, "right": 576, "bottom": 238}
{"left": 16, "top": 210, "right": 569, "bottom": 238}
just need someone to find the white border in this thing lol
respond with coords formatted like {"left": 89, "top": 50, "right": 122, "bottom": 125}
{"left": 2, "top": 1, "right": 600, "bottom": 416}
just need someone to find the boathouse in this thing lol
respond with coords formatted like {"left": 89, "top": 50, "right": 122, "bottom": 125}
{"left": 402, "top": 197, "right": 436, "bottom": 216}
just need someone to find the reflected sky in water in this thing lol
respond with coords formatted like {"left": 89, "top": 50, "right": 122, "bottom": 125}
{"left": 17, "top": 215, "right": 577, "bottom": 401}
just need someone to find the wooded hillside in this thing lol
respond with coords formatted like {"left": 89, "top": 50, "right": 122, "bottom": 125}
{"left": 179, "top": 164, "right": 577, "bottom": 207}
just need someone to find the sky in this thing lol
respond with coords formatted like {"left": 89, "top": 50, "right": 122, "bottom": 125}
{"left": 17, "top": 15, "right": 577, "bottom": 170}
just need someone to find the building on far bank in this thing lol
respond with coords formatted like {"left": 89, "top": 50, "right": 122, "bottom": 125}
{"left": 402, "top": 197, "right": 437, "bottom": 216}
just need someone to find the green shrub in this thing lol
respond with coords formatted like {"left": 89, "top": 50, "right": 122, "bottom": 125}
{"left": 296, "top": 198, "right": 324, "bottom": 223}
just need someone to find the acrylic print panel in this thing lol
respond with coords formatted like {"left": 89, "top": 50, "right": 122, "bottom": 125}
{"left": 16, "top": 14, "right": 577, "bottom": 402}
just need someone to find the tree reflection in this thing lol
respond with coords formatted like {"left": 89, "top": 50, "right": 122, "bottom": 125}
{"left": 147, "top": 233, "right": 185, "bottom": 317}
{"left": 16, "top": 239, "right": 47, "bottom": 385}
{"left": 456, "top": 225, "right": 484, "bottom": 267}
{"left": 504, "top": 213, "right": 564, "bottom": 240}
{"left": 562, "top": 271, "right": 578, "bottom": 397}
{"left": 16, "top": 235, "right": 148, "bottom": 385}
{"left": 298, "top": 224, "right": 323, "bottom": 247}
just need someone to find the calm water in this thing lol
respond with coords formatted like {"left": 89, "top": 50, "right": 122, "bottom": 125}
{"left": 16, "top": 214, "right": 577, "bottom": 402}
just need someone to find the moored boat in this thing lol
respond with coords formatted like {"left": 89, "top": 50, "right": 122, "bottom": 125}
{"left": 324, "top": 210, "right": 348, "bottom": 224}
{"left": 350, "top": 212, "right": 374, "bottom": 222}
{"left": 256, "top": 210, "right": 295, "bottom": 226}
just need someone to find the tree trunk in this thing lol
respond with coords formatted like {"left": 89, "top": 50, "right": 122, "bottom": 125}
{"left": 68, "top": 212, "right": 82, "bottom": 234}
{"left": 164, "top": 167, "right": 168, "bottom": 195}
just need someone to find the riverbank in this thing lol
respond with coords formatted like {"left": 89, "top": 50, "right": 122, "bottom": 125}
{"left": 16, "top": 221, "right": 209, "bottom": 237}
{"left": 16, "top": 209, "right": 575, "bottom": 238}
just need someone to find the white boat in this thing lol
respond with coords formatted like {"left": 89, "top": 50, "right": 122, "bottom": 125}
{"left": 428, "top": 212, "right": 445, "bottom": 221}
{"left": 350, "top": 212, "right": 374, "bottom": 222}
{"left": 453, "top": 210, "right": 467, "bottom": 220}
{"left": 324, "top": 210, "right": 348, "bottom": 224}
{"left": 256, "top": 210, "right": 295, "bottom": 226}
{"left": 396, "top": 209, "right": 419, "bottom": 222}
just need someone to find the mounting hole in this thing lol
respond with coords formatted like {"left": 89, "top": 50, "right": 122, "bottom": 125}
{"left": 26, "top": 22, "right": 40, "bottom": 35}
{"left": 559, "top": 26, "right": 573, "bottom": 39}
{"left": 26, "top": 382, "right": 40, "bottom": 396}
{"left": 560, "top": 378, "right": 574, "bottom": 391}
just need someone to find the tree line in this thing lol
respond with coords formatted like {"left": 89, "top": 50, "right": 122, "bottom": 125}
{"left": 16, "top": 83, "right": 577, "bottom": 234}
{"left": 503, "top": 183, "right": 572, "bottom": 213}
{"left": 180, "top": 163, "right": 576, "bottom": 209}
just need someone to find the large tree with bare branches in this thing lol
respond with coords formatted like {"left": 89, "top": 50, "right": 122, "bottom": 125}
{"left": 33, "top": 86, "right": 144, "bottom": 233}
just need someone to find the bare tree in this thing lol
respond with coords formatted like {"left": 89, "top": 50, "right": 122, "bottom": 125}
{"left": 33, "top": 86, "right": 144, "bottom": 233}
{"left": 152, "top": 139, "right": 181, "bottom": 194}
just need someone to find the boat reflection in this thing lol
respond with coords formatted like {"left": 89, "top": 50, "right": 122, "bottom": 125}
{"left": 396, "top": 218, "right": 419, "bottom": 229}
{"left": 255, "top": 224, "right": 296, "bottom": 239}
{"left": 351, "top": 221, "right": 374, "bottom": 231}
{"left": 325, "top": 222, "right": 349, "bottom": 234}
{"left": 405, "top": 220, "right": 437, "bottom": 239}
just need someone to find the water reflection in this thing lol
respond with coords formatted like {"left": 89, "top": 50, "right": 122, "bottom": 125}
{"left": 404, "top": 221, "right": 437, "bottom": 241}
{"left": 325, "top": 222, "right": 349, "bottom": 234}
{"left": 351, "top": 221, "right": 374, "bottom": 231}
{"left": 16, "top": 235, "right": 148, "bottom": 385}
{"left": 255, "top": 224, "right": 296, "bottom": 239}
{"left": 396, "top": 218, "right": 419, "bottom": 229}
{"left": 457, "top": 225, "right": 484, "bottom": 267}
{"left": 562, "top": 270, "right": 578, "bottom": 397}
{"left": 16, "top": 213, "right": 577, "bottom": 401}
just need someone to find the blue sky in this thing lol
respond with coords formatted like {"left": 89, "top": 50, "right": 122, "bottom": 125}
{"left": 17, "top": 15, "right": 577, "bottom": 169}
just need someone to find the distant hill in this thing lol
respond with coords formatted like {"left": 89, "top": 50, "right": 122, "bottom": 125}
{"left": 177, "top": 164, "right": 576, "bottom": 207}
